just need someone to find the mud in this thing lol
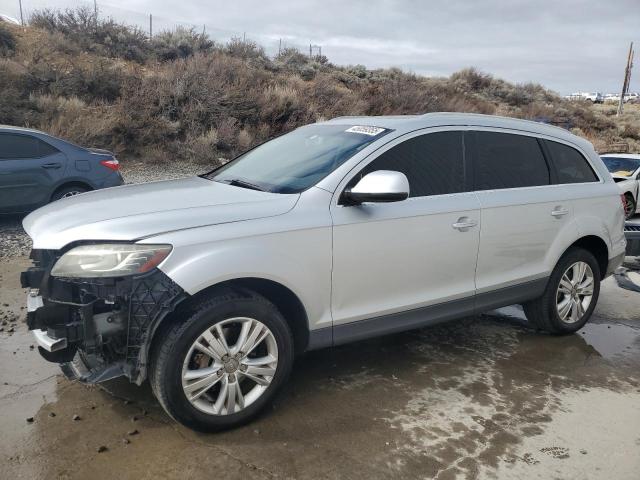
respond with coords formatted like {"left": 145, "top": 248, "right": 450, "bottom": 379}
{"left": 1, "top": 255, "right": 639, "bottom": 479}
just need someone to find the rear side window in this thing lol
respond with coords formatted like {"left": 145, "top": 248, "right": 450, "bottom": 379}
{"left": 0, "top": 133, "right": 59, "bottom": 159}
{"left": 471, "top": 131, "right": 549, "bottom": 190}
{"left": 359, "top": 131, "right": 465, "bottom": 197}
{"left": 545, "top": 140, "right": 599, "bottom": 183}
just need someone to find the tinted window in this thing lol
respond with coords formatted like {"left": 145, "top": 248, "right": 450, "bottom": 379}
{"left": 472, "top": 131, "right": 549, "bottom": 190}
{"left": 546, "top": 141, "right": 598, "bottom": 183}
{"left": 600, "top": 156, "right": 639, "bottom": 177}
{"left": 0, "top": 133, "right": 59, "bottom": 159}
{"left": 358, "top": 131, "right": 465, "bottom": 197}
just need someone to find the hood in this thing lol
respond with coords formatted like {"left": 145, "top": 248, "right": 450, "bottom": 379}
{"left": 24, "top": 176, "right": 299, "bottom": 250}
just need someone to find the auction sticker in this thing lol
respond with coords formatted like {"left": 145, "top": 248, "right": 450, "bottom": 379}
{"left": 345, "top": 126, "right": 386, "bottom": 136}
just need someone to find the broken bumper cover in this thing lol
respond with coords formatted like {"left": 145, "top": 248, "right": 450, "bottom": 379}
{"left": 33, "top": 327, "right": 68, "bottom": 352}
{"left": 22, "top": 249, "right": 187, "bottom": 384}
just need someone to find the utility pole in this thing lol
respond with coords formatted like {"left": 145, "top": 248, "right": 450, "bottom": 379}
{"left": 93, "top": 0, "right": 98, "bottom": 31}
{"left": 149, "top": 14, "right": 152, "bottom": 39}
{"left": 617, "top": 42, "right": 634, "bottom": 116}
{"left": 18, "top": 0, "right": 24, "bottom": 26}
{"left": 278, "top": 38, "right": 282, "bottom": 56}
{"left": 309, "top": 44, "right": 322, "bottom": 59}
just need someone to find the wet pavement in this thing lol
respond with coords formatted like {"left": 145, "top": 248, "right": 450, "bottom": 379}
{"left": 1, "top": 255, "right": 639, "bottom": 479}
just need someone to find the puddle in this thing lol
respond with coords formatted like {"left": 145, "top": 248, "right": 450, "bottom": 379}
{"left": 578, "top": 322, "right": 640, "bottom": 359}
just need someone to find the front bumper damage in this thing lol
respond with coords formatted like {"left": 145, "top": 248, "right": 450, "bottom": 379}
{"left": 22, "top": 249, "right": 186, "bottom": 384}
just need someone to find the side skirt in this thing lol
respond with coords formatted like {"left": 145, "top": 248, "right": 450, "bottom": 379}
{"left": 307, "top": 277, "right": 548, "bottom": 350}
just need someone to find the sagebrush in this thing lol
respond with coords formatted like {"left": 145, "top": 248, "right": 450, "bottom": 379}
{"left": 0, "top": 9, "right": 638, "bottom": 166}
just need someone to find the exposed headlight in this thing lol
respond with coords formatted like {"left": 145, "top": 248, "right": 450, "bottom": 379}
{"left": 51, "top": 244, "right": 172, "bottom": 278}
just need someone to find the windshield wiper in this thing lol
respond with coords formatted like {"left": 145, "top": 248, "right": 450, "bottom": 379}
{"left": 225, "top": 178, "right": 266, "bottom": 192}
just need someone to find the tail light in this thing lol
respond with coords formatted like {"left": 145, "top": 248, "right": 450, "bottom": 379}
{"left": 100, "top": 157, "right": 120, "bottom": 171}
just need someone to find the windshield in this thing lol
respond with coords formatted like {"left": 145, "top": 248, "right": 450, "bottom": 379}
{"left": 601, "top": 156, "right": 640, "bottom": 177}
{"left": 206, "top": 124, "right": 389, "bottom": 193}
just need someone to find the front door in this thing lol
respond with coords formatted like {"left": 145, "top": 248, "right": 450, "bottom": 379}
{"left": 330, "top": 130, "right": 481, "bottom": 330}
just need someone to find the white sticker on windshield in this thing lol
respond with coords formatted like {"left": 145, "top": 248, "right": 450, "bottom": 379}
{"left": 345, "top": 126, "right": 386, "bottom": 136}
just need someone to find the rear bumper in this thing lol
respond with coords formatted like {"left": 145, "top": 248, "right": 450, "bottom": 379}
{"left": 606, "top": 251, "right": 625, "bottom": 277}
{"left": 95, "top": 170, "right": 124, "bottom": 189}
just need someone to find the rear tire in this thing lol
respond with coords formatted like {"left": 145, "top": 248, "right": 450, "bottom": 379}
{"left": 51, "top": 185, "right": 88, "bottom": 202}
{"left": 149, "top": 288, "right": 294, "bottom": 432}
{"left": 624, "top": 193, "right": 636, "bottom": 219}
{"left": 523, "top": 248, "right": 600, "bottom": 335}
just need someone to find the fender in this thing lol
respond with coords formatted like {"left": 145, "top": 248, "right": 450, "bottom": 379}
{"left": 146, "top": 194, "right": 335, "bottom": 334}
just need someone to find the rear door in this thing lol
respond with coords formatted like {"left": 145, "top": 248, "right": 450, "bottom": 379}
{"left": 469, "top": 130, "right": 578, "bottom": 296}
{"left": 0, "top": 133, "right": 67, "bottom": 211}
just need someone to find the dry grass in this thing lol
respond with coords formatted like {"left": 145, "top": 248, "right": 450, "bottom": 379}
{"left": 1, "top": 10, "right": 639, "bottom": 163}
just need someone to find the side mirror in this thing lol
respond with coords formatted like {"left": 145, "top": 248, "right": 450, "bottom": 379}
{"left": 343, "top": 170, "right": 410, "bottom": 205}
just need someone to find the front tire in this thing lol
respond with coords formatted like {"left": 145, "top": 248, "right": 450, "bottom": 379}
{"left": 523, "top": 248, "right": 600, "bottom": 334}
{"left": 149, "top": 289, "right": 294, "bottom": 432}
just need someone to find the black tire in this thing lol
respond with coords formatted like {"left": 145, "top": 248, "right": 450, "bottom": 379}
{"left": 523, "top": 248, "right": 601, "bottom": 335}
{"left": 623, "top": 193, "right": 636, "bottom": 220}
{"left": 149, "top": 288, "right": 294, "bottom": 432}
{"left": 51, "top": 185, "right": 88, "bottom": 202}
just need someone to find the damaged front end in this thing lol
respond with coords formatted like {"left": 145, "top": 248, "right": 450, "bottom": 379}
{"left": 22, "top": 249, "right": 187, "bottom": 385}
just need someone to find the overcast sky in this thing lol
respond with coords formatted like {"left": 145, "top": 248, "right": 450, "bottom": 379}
{"left": 2, "top": 0, "right": 638, "bottom": 94}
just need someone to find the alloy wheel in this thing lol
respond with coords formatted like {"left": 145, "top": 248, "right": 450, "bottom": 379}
{"left": 555, "top": 261, "right": 594, "bottom": 324}
{"left": 61, "top": 190, "right": 83, "bottom": 198}
{"left": 181, "top": 317, "right": 278, "bottom": 415}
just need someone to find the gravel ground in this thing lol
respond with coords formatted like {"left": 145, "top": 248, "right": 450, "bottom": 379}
{"left": 0, "top": 160, "right": 207, "bottom": 258}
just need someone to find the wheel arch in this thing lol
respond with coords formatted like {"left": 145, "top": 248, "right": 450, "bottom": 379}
{"left": 147, "top": 277, "right": 311, "bottom": 370}
{"left": 51, "top": 180, "right": 93, "bottom": 201}
{"left": 565, "top": 235, "right": 609, "bottom": 279}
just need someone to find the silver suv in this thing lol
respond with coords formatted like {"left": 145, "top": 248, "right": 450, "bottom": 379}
{"left": 22, "top": 113, "right": 626, "bottom": 431}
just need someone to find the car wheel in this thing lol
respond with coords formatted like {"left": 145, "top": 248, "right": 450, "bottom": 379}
{"left": 51, "top": 185, "right": 88, "bottom": 201}
{"left": 523, "top": 247, "right": 600, "bottom": 335}
{"left": 149, "top": 288, "right": 294, "bottom": 432}
{"left": 623, "top": 193, "right": 636, "bottom": 219}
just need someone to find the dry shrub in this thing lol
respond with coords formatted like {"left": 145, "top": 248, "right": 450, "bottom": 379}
{"left": 152, "top": 27, "right": 214, "bottom": 61}
{"left": 182, "top": 128, "right": 220, "bottom": 164}
{"left": 0, "top": 22, "right": 17, "bottom": 56}
{"left": 1, "top": 7, "right": 636, "bottom": 164}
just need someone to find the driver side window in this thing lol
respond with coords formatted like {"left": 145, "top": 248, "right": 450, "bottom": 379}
{"left": 353, "top": 131, "right": 465, "bottom": 197}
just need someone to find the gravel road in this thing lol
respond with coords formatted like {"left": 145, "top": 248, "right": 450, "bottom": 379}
{"left": 0, "top": 160, "right": 207, "bottom": 258}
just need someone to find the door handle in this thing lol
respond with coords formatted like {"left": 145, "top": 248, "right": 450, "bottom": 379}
{"left": 452, "top": 218, "right": 478, "bottom": 232}
{"left": 551, "top": 207, "right": 569, "bottom": 218}
{"left": 41, "top": 163, "right": 61, "bottom": 169}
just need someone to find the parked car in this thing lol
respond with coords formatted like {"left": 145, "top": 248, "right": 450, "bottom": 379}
{"left": 600, "top": 153, "right": 640, "bottom": 218}
{"left": 0, "top": 13, "right": 20, "bottom": 25}
{"left": 614, "top": 220, "right": 640, "bottom": 292}
{"left": 604, "top": 93, "right": 639, "bottom": 104}
{"left": 564, "top": 92, "right": 604, "bottom": 103}
{"left": 0, "top": 126, "right": 123, "bottom": 213}
{"left": 21, "top": 113, "right": 625, "bottom": 431}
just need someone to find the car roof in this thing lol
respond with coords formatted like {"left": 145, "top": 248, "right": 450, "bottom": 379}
{"left": 600, "top": 153, "right": 640, "bottom": 159}
{"left": 321, "top": 112, "right": 590, "bottom": 149}
{"left": 0, "top": 125, "right": 48, "bottom": 135}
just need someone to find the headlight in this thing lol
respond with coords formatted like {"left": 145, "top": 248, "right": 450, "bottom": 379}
{"left": 51, "top": 244, "right": 172, "bottom": 278}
